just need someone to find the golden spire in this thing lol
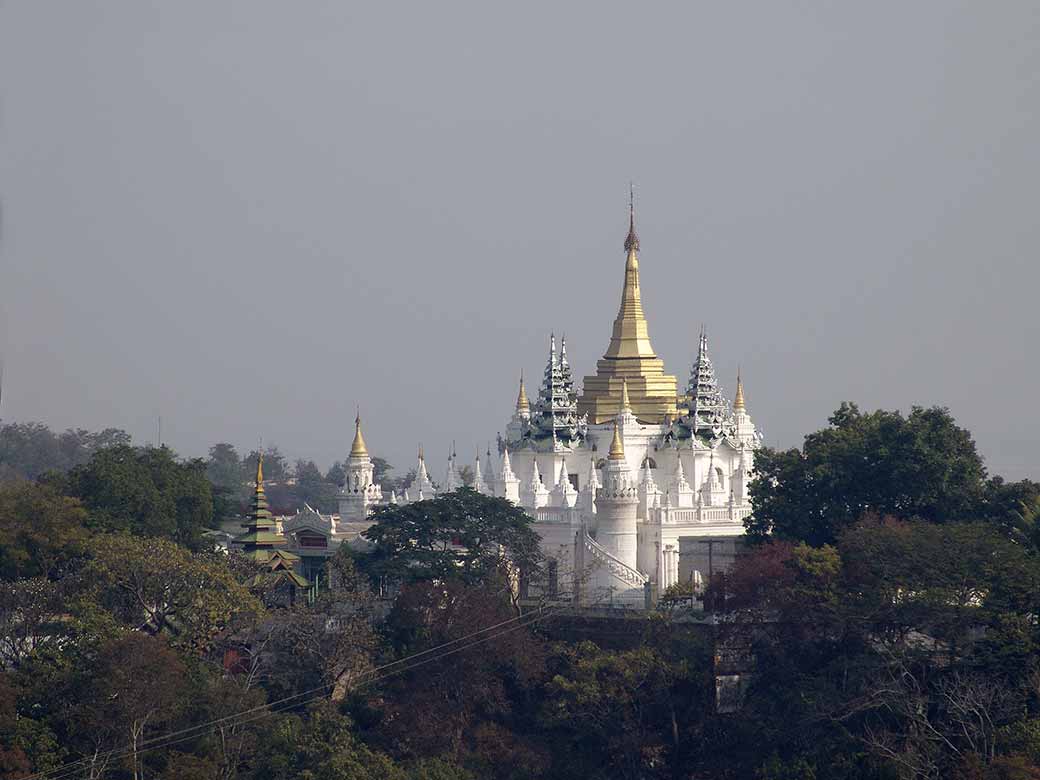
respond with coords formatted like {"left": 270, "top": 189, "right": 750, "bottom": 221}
{"left": 733, "top": 370, "right": 746, "bottom": 412}
{"left": 576, "top": 189, "right": 678, "bottom": 424}
{"left": 620, "top": 378, "right": 631, "bottom": 413}
{"left": 350, "top": 410, "right": 369, "bottom": 457}
{"left": 255, "top": 450, "right": 264, "bottom": 490}
{"left": 608, "top": 420, "right": 625, "bottom": 460}
{"left": 516, "top": 370, "right": 530, "bottom": 415}
{"left": 604, "top": 188, "right": 655, "bottom": 361}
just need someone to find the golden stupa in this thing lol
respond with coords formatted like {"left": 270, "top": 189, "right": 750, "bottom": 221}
{"left": 577, "top": 199, "right": 679, "bottom": 424}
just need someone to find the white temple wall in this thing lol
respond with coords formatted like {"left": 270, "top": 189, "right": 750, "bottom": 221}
{"left": 533, "top": 521, "right": 579, "bottom": 595}
{"left": 637, "top": 523, "right": 660, "bottom": 581}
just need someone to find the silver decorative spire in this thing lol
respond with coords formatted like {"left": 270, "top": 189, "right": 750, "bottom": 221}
{"left": 684, "top": 327, "right": 734, "bottom": 439}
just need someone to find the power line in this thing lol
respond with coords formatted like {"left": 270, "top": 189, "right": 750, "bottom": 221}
{"left": 53, "top": 609, "right": 556, "bottom": 780}
{"left": 29, "top": 606, "right": 550, "bottom": 780}
{"left": 75, "top": 612, "right": 555, "bottom": 780}
{"left": 24, "top": 605, "right": 557, "bottom": 780}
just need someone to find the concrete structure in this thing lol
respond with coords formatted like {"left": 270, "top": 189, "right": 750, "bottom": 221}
{"left": 389, "top": 196, "right": 762, "bottom": 606}
{"left": 243, "top": 197, "right": 762, "bottom": 607}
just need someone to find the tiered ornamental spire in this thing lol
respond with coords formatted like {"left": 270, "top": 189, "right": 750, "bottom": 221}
{"left": 578, "top": 191, "right": 679, "bottom": 423}
{"left": 510, "top": 333, "right": 588, "bottom": 451}
{"left": 681, "top": 328, "right": 735, "bottom": 440}
{"left": 235, "top": 454, "right": 307, "bottom": 586}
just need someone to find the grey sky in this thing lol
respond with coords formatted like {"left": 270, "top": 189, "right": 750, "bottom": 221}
{"left": 1, "top": 2, "right": 1038, "bottom": 482}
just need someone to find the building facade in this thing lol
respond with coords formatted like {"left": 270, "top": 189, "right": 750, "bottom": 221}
{"left": 379, "top": 204, "right": 760, "bottom": 606}
{"left": 245, "top": 204, "right": 762, "bottom": 607}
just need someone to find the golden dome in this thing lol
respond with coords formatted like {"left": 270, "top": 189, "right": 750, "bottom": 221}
{"left": 350, "top": 413, "right": 369, "bottom": 457}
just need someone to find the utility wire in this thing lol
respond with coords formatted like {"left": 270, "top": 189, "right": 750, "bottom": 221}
{"left": 50, "top": 608, "right": 556, "bottom": 780}
{"left": 26, "top": 607, "right": 538, "bottom": 780}
{"left": 66, "top": 611, "right": 556, "bottom": 780}
{"left": 25, "top": 604, "right": 557, "bottom": 780}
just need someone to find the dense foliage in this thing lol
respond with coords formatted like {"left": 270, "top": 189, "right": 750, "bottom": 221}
{"left": 746, "top": 402, "right": 1040, "bottom": 547}
{"left": 0, "top": 422, "right": 131, "bottom": 482}
{"left": 0, "top": 423, "right": 400, "bottom": 520}
{"left": 0, "top": 405, "right": 1039, "bottom": 779}
{"left": 361, "top": 488, "right": 544, "bottom": 586}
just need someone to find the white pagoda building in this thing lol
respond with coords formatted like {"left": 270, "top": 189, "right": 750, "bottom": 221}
{"left": 331, "top": 202, "right": 761, "bottom": 607}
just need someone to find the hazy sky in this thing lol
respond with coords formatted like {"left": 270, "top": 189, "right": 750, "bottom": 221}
{"left": 1, "top": 2, "right": 1038, "bottom": 482}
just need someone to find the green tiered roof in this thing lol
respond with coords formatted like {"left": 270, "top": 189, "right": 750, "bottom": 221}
{"left": 235, "top": 453, "right": 307, "bottom": 588}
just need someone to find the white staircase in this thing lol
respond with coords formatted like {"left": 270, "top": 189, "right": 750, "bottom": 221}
{"left": 579, "top": 531, "right": 648, "bottom": 588}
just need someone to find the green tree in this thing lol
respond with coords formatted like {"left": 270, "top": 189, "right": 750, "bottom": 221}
{"left": 293, "top": 459, "right": 339, "bottom": 513}
{"left": 716, "top": 518, "right": 1040, "bottom": 779}
{"left": 253, "top": 704, "right": 406, "bottom": 780}
{"left": 747, "top": 403, "right": 988, "bottom": 546}
{"left": 0, "top": 675, "right": 31, "bottom": 778}
{"left": 207, "top": 443, "right": 243, "bottom": 490}
{"left": 0, "top": 481, "right": 89, "bottom": 580}
{"left": 264, "top": 549, "right": 379, "bottom": 703}
{"left": 326, "top": 461, "right": 346, "bottom": 486}
{"left": 0, "top": 578, "right": 69, "bottom": 671}
{"left": 362, "top": 488, "right": 542, "bottom": 587}
{"left": 374, "top": 580, "right": 547, "bottom": 772}
{"left": 540, "top": 640, "right": 703, "bottom": 780}
{"left": 207, "top": 442, "right": 244, "bottom": 525}
{"left": 371, "top": 457, "right": 393, "bottom": 487}
{"left": 840, "top": 517, "right": 1040, "bottom": 670}
{"left": 79, "top": 533, "right": 261, "bottom": 654}
{"left": 243, "top": 447, "right": 288, "bottom": 484}
{"left": 0, "top": 421, "right": 60, "bottom": 481}
{"left": 982, "top": 477, "right": 1040, "bottom": 550}
{"left": 0, "top": 421, "right": 130, "bottom": 482}
{"left": 77, "top": 634, "right": 186, "bottom": 780}
{"left": 180, "top": 666, "right": 269, "bottom": 780}
{"left": 58, "top": 445, "right": 214, "bottom": 549}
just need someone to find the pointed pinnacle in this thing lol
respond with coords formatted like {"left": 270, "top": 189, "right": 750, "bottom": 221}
{"left": 624, "top": 182, "right": 639, "bottom": 253}
{"left": 609, "top": 420, "right": 625, "bottom": 460}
